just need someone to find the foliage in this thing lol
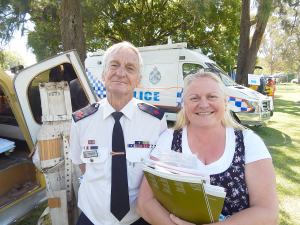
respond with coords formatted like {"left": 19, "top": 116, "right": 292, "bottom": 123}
{"left": 1, "top": 0, "right": 86, "bottom": 63}
{"left": 235, "top": 0, "right": 300, "bottom": 85}
{"left": 0, "top": 0, "right": 31, "bottom": 47}
{"left": 184, "top": 0, "right": 241, "bottom": 71}
{"left": 16, "top": 204, "right": 51, "bottom": 225}
{"left": 27, "top": 14, "right": 61, "bottom": 62}
{"left": 258, "top": 15, "right": 285, "bottom": 75}
{"left": 1, "top": 0, "right": 241, "bottom": 70}
{"left": 258, "top": 4, "right": 300, "bottom": 81}
{"left": 279, "top": 4, "right": 300, "bottom": 78}
{"left": 85, "top": 0, "right": 241, "bottom": 71}
{"left": 0, "top": 49, "right": 25, "bottom": 70}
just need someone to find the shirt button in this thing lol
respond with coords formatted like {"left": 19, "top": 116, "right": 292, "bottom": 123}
{"left": 90, "top": 159, "right": 94, "bottom": 162}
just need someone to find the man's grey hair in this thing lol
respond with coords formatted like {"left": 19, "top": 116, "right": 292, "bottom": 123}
{"left": 102, "top": 41, "right": 144, "bottom": 76}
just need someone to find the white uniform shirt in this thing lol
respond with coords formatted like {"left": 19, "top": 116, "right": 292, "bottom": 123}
{"left": 70, "top": 98, "right": 167, "bottom": 225}
{"left": 151, "top": 126, "right": 271, "bottom": 175}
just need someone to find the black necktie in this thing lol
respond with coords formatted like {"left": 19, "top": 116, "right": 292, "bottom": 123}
{"left": 110, "top": 112, "right": 130, "bottom": 221}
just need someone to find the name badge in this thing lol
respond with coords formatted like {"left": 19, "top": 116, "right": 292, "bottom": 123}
{"left": 83, "top": 150, "right": 98, "bottom": 158}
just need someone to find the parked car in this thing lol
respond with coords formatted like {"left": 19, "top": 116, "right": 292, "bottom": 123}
{"left": 0, "top": 50, "right": 97, "bottom": 224}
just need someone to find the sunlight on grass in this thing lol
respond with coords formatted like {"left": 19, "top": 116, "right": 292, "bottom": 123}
{"left": 249, "top": 83, "right": 300, "bottom": 224}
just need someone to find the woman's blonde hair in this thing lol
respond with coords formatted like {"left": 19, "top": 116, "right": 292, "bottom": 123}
{"left": 173, "top": 69, "right": 245, "bottom": 130}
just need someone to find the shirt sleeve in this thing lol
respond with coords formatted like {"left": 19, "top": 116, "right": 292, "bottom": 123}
{"left": 159, "top": 114, "right": 168, "bottom": 135}
{"left": 69, "top": 119, "right": 84, "bottom": 165}
{"left": 151, "top": 128, "right": 174, "bottom": 159}
{"left": 244, "top": 129, "right": 272, "bottom": 164}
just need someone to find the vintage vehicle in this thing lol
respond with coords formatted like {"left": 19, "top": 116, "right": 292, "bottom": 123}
{"left": 0, "top": 50, "right": 97, "bottom": 224}
{"left": 85, "top": 42, "right": 274, "bottom": 126}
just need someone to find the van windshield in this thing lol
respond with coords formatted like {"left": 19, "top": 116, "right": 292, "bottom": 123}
{"left": 205, "top": 63, "right": 238, "bottom": 86}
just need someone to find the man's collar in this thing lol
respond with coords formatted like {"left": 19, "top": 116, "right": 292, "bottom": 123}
{"left": 103, "top": 98, "right": 135, "bottom": 120}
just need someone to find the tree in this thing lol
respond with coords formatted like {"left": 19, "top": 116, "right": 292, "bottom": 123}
{"left": 258, "top": 15, "right": 285, "bottom": 75}
{"left": 60, "top": 0, "right": 85, "bottom": 62}
{"left": 0, "top": 49, "right": 25, "bottom": 70}
{"left": 0, "top": 0, "right": 31, "bottom": 47}
{"left": 235, "top": 0, "right": 300, "bottom": 85}
{"left": 2, "top": 0, "right": 241, "bottom": 71}
{"left": 1, "top": 0, "right": 86, "bottom": 63}
{"left": 86, "top": 0, "right": 241, "bottom": 71}
{"left": 257, "top": 4, "right": 300, "bottom": 83}
{"left": 280, "top": 4, "right": 300, "bottom": 83}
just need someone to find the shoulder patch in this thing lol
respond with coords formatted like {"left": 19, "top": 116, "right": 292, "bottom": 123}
{"left": 137, "top": 103, "right": 165, "bottom": 120}
{"left": 72, "top": 103, "right": 100, "bottom": 123}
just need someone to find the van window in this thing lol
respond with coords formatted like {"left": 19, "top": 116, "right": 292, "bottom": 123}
{"left": 205, "top": 63, "right": 237, "bottom": 86}
{"left": 0, "top": 89, "right": 18, "bottom": 126}
{"left": 28, "top": 63, "right": 89, "bottom": 124}
{"left": 182, "top": 64, "right": 204, "bottom": 78}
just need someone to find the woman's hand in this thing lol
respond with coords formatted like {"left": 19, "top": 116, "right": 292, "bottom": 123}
{"left": 170, "top": 214, "right": 197, "bottom": 225}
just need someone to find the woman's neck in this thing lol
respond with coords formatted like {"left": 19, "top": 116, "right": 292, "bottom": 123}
{"left": 186, "top": 123, "right": 227, "bottom": 165}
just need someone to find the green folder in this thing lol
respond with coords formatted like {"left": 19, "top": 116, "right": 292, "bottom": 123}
{"left": 142, "top": 164, "right": 226, "bottom": 224}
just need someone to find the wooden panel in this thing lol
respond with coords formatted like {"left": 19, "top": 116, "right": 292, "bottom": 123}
{"left": 38, "top": 138, "right": 61, "bottom": 160}
{"left": 47, "top": 190, "right": 69, "bottom": 224}
{"left": 48, "top": 197, "right": 61, "bottom": 208}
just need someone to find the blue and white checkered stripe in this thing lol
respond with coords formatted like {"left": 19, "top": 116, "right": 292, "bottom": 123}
{"left": 228, "top": 96, "right": 252, "bottom": 112}
{"left": 176, "top": 88, "right": 184, "bottom": 107}
{"left": 86, "top": 68, "right": 106, "bottom": 99}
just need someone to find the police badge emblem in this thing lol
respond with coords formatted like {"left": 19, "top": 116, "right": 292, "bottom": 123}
{"left": 149, "top": 67, "right": 161, "bottom": 85}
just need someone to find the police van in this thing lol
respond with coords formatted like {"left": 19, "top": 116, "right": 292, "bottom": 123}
{"left": 85, "top": 42, "right": 273, "bottom": 126}
{"left": 0, "top": 50, "right": 97, "bottom": 224}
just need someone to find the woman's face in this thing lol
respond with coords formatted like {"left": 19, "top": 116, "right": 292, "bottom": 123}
{"left": 184, "top": 77, "right": 227, "bottom": 129}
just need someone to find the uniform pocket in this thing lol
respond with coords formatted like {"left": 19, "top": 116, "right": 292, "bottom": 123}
{"left": 126, "top": 148, "right": 151, "bottom": 162}
{"left": 126, "top": 148, "right": 151, "bottom": 189}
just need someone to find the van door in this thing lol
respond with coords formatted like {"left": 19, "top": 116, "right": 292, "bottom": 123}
{"left": 138, "top": 49, "right": 181, "bottom": 121}
{"left": 14, "top": 50, "right": 98, "bottom": 144}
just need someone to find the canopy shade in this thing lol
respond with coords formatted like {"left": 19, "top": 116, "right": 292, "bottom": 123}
{"left": 270, "top": 73, "right": 287, "bottom": 78}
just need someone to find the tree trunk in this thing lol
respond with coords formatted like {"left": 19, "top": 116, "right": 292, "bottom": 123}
{"left": 236, "top": 0, "right": 250, "bottom": 85}
{"left": 236, "top": 0, "right": 272, "bottom": 86}
{"left": 60, "top": 0, "right": 86, "bottom": 64}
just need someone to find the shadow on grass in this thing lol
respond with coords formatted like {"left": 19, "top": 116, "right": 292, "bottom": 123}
{"left": 249, "top": 125, "right": 299, "bottom": 224}
{"left": 248, "top": 126, "right": 300, "bottom": 185}
{"left": 272, "top": 98, "right": 300, "bottom": 118}
{"left": 279, "top": 208, "right": 291, "bottom": 225}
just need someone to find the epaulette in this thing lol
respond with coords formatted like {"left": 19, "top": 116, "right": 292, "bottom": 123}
{"left": 137, "top": 103, "right": 165, "bottom": 120}
{"left": 72, "top": 103, "right": 100, "bottom": 123}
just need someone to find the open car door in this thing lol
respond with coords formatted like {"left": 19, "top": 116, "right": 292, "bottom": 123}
{"left": 0, "top": 50, "right": 97, "bottom": 224}
{"left": 14, "top": 50, "right": 98, "bottom": 144}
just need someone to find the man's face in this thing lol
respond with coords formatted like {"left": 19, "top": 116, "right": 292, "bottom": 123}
{"left": 102, "top": 49, "right": 141, "bottom": 97}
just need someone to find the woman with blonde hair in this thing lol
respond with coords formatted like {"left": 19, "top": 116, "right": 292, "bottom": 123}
{"left": 136, "top": 69, "right": 278, "bottom": 224}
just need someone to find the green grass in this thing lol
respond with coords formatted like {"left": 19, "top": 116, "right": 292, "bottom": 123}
{"left": 17, "top": 84, "right": 300, "bottom": 224}
{"left": 16, "top": 204, "right": 50, "bottom": 225}
{"left": 247, "top": 83, "right": 300, "bottom": 225}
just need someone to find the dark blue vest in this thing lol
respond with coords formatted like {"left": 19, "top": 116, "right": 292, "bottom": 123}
{"left": 171, "top": 129, "right": 250, "bottom": 216}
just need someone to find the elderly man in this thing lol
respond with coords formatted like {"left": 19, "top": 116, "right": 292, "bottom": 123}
{"left": 69, "top": 41, "right": 167, "bottom": 225}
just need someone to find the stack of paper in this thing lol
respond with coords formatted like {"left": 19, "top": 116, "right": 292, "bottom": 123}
{"left": 142, "top": 159, "right": 226, "bottom": 224}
